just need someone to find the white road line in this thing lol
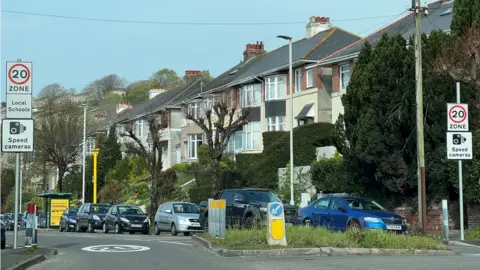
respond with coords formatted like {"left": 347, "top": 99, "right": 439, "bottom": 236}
{"left": 156, "top": 241, "right": 191, "bottom": 246}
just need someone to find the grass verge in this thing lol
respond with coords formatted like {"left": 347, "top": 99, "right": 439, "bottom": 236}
{"left": 201, "top": 226, "right": 446, "bottom": 250}
{"left": 466, "top": 225, "right": 480, "bottom": 240}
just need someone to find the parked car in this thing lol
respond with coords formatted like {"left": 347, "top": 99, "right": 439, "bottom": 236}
{"left": 102, "top": 204, "right": 149, "bottom": 234}
{"left": 1, "top": 220, "right": 6, "bottom": 249}
{"left": 199, "top": 188, "right": 298, "bottom": 231}
{"left": 59, "top": 208, "right": 79, "bottom": 232}
{"left": 198, "top": 201, "right": 208, "bottom": 213}
{"left": 297, "top": 195, "right": 407, "bottom": 232}
{"left": 154, "top": 202, "right": 202, "bottom": 236}
{"left": 76, "top": 203, "right": 111, "bottom": 232}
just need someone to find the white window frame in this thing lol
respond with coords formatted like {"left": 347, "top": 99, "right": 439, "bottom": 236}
{"left": 306, "top": 68, "right": 314, "bottom": 88}
{"left": 265, "top": 75, "right": 286, "bottom": 101}
{"left": 340, "top": 64, "right": 350, "bottom": 90}
{"left": 243, "top": 121, "right": 260, "bottom": 150}
{"left": 227, "top": 131, "right": 244, "bottom": 154}
{"left": 266, "top": 116, "right": 286, "bottom": 131}
{"left": 188, "top": 134, "right": 203, "bottom": 159}
{"left": 295, "top": 69, "right": 302, "bottom": 93}
{"left": 188, "top": 102, "right": 201, "bottom": 118}
{"left": 239, "top": 84, "right": 261, "bottom": 107}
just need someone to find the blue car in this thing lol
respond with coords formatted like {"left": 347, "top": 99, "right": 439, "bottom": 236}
{"left": 297, "top": 196, "right": 407, "bottom": 233}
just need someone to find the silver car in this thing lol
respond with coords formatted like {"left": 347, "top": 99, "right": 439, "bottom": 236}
{"left": 154, "top": 202, "right": 202, "bottom": 236}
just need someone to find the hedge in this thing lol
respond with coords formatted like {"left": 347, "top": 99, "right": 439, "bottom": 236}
{"left": 235, "top": 153, "right": 263, "bottom": 171}
{"left": 262, "top": 131, "right": 287, "bottom": 148}
{"left": 188, "top": 168, "right": 247, "bottom": 203}
{"left": 247, "top": 122, "right": 335, "bottom": 189}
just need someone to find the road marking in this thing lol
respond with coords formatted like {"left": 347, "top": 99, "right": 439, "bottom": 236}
{"left": 82, "top": 245, "right": 150, "bottom": 252}
{"left": 156, "top": 240, "right": 191, "bottom": 246}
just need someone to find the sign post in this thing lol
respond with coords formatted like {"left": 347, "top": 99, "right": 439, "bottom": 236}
{"left": 1, "top": 59, "right": 34, "bottom": 249}
{"left": 446, "top": 82, "right": 472, "bottom": 241}
{"left": 92, "top": 148, "right": 100, "bottom": 203}
{"left": 266, "top": 202, "right": 287, "bottom": 246}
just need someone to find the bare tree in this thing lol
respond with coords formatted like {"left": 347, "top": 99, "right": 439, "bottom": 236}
{"left": 35, "top": 86, "right": 87, "bottom": 192}
{"left": 182, "top": 91, "right": 249, "bottom": 194}
{"left": 120, "top": 114, "right": 167, "bottom": 233}
{"left": 433, "top": 25, "right": 480, "bottom": 90}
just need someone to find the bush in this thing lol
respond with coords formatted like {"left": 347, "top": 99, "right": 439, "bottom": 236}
{"left": 172, "top": 163, "right": 191, "bottom": 173}
{"left": 262, "top": 131, "right": 287, "bottom": 148}
{"left": 248, "top": 123, "right": 335, "bottom": 189}
{"left": 235, "top": 153, "right": 263, "bottom": 171}
{"left": 202, "top": 226, "right": 446, "bottom": 250}
{"left": 466, "top": 225, "right": 480, "bottom": 240}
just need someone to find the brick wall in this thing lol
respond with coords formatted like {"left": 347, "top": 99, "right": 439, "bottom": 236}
{"left": 332, "top": 64, "right": 340, "bottom": 93}
{"left": 468, "top": 204, "right": 480, "bottom": 229}
{"left": 395, "top": 208, "right": 452, "bottom": 233}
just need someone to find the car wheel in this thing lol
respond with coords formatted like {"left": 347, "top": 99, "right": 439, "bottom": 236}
{"left": 183, "top": 232, "right": 190, "bottom": 236}
{"left": 88, "top": 223, "right": 95, "bottom": 233}
{"left": 115, "top": 223, "right": 122, "bottom": 234}
{"left": 171, "top": 223, "right": 178, "bottom": 236}
{"left": 244, "top": 216, "right": 259, "bottom": 230}
{"left": 59, "top": 222, "right": 64, "bottom": 232}
{"left": 103, "top": 223, "right": 109, "bottom": 234}
{"left": 129, "top": 231, "right": 135, "bottom": 235}
{"left": 1, "top": 239, "right": 5, "bottom": 249}
{"left": 347, "top": 219, "right": 361, "bottom": 231}
{"left": 303, "top": 218, "right": 312, "bottom": 226}
{"left": 203, "top": 218, "right": 208, "bottom": 232}
{"left": 154, "top": 223, "right": 160, "bottom": 235}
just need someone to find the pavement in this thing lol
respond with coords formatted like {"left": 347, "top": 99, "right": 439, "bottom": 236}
{"left": 2, "top": 230, "right": 480, "bottom": 270}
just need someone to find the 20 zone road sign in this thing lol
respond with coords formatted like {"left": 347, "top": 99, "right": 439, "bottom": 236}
{"left": 6, "top": 62, "right": 32, "bottom": 94}
{"left": 447, "top": 103, "right": 469, "bottom": 132}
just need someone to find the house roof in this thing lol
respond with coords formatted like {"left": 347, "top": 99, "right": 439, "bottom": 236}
{"left": 230, "top": 27, "right": 361, "bottom": 85}
{"left": 319, "top": 0, "right": 453, "bottom": 65}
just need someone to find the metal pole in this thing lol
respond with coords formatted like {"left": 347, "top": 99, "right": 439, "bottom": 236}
{"left": 442, "top": 199, "right": 449, "bottom": 242}
{"left": 414, "top": 0, "right": 427, "bottom": 233}
{"left": 14, "top": 153, "right": 20, "bottom": 249}
{"left": 288, "top": 39, "right": 294, "bottom": 206}
{"left": 19, "top": 154, "right": 23, "bottom": 214}
{"left": 456, "top": 81, "right": 464, "bottom": 240}
{"left": 82, "top": 105, "right": 87, "bottom": 203}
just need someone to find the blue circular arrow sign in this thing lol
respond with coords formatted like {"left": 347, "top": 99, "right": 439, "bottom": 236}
{"left": 269, "top": 202, "right": 283, "bottom": 217}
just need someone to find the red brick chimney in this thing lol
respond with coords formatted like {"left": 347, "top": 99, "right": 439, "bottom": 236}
{"left": 243, "top": 41, "right": 266, "bottom": 61}
{"left": 185, "top": 70, "right": 202, "bottom": 83}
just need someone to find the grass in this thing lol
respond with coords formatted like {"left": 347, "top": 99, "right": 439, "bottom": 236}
{"left": 201, "top": 226, "right": 446, "bottom": 250}
{"left": 466, "top": 225, "right": 480, "bottom": 240}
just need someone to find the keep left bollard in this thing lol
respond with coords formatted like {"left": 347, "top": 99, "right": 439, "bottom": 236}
{"left": 33, "top": 204, "right": 38, "bottom": 247}
{"left": 25, "top": 203, "right": 34, "bottom": 247}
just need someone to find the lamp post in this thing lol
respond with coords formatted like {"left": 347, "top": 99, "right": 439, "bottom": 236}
{"left": 82, "top": 104, "right": 87, "bottom": 203}
{"left": 277, "top": 35, "right": 294, "bottom": 206}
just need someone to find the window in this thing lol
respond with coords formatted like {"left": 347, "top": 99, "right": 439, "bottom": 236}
{"left": 188, "top": 134, "right": 203, "bottom": 159}
{"left": 239, "top": 84, "right": 261, "bottom": 107}
{"left": 227, "top": 131, "right": 243, "bottom": 154}
{"left": 243, "top": 121, "right": 260, "bottom": 150}
{"left": 313, "top": 198, "right": 330, "bottom": 209}
{"left": 266, "top": 116, "right": 285, "bottom": 131}
{"left": 188, "top": 102, "right": 201, "bottom": 118}
{"left": 329, "top": 198, "right": 348, "bottom": 211}
{"left": 340, "top": 64, "right": 350, "bottom": 90}
{"left": 172, "top": 203, "right": 199, "bottom": 213}
{"left": 298, "top": 117, "right": 314, "bottom": 126}
{"left": 221, "top": 191, "right": 235, "bottom": 202}
{"left": 306, "top": 69, "right": 314, "bottom": 88}
{"left": 265, "top": 76, "right": 286, "bottom": 100}
{"left": 295, "top": 69, "right": 302, "bottom": 93}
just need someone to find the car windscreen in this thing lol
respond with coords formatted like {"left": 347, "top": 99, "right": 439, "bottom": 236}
{"left": 246, "top": 192, "right": 282, "bottom": 203}
{"left": 91, "top": 205, "right": 110, "bottom": 214}
{"left": 118, "top": 206, "right": 144, "bottom": 215}
{"left": 68, "top": 209, "right": 78, "bottom": 216}
{"left": 173, "top": 203, "right": 199, "bottom": 214}
{"left": 346, "top": 198, "right": 386, "bottom": 211}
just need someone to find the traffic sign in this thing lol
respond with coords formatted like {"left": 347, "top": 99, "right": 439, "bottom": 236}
{"left": 446, "top": 132, "right": 472, "bottom": 160}
{"left": 6, "top": 62, "right": 32, "bottom": 94}
{"left": 266, "top": 202, "right": 287, "bottom": 246}
{"left": 269, "top": 202, "right": 283, "bottom": 217}
{"left": 1, "top": 119, "right": 35, "bottom": 153}
{"left": 6, "top": 94, "right": 32, "bottom": 118}
{"left": 447, "top": 103, "right": 469, "bottom": 131}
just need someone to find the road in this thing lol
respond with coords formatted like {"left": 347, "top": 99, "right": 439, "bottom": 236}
{"left": 4, "top": 231, "right": 480, "bottom": 270}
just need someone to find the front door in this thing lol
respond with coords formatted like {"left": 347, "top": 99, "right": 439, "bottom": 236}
{"left": 327, "top": 198, "right": 350, "bottom": 231}
{"left": 311, "top": 198, "right": 330, "bottom": 228}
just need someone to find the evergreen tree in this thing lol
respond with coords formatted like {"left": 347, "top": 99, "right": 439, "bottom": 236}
{"left": 97, "top": 125, "right": 122, "bottom": 193}
{"left": 451, "top": 0, "right": 480, "bottom": 36}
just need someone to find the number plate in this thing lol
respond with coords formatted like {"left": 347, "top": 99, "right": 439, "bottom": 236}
{"left": 191, "top": 222, "right": 200, "bottom": 227}
{"left": 386, "top": 225, "right": 402, "bottom": 230}
{"left": 131, "top": 224, "right": 142, "bottom": 228}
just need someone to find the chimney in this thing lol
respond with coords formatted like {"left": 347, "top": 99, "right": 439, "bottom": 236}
{"left": 149, "top": 85, "right": 167, "bottom": 99}
{"left": 116, "top": 101, "right": 130, "bottom": 114}
{"left": 306, "top": 16, "right": 333, "bottom": 38}
{"left": 185, "top": 70, "right": 202, "bottom": 83}
{"left": 243, "top": 41, "right": 266, "bottom": 61}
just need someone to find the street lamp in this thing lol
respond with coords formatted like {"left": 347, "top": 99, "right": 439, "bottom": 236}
{"left": 277, "top": 35, "right": 294, "bottom": 206}
{"left": 81, "top": 104, "right": 87, "bottom": 203}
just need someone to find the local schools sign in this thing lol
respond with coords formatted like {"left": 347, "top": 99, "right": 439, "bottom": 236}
{"left": 6, "top": 94, "right": 32, "bottom": 118}
{"left": 1, "top": 119, "right": 34, "bottom": 152}
{"left": 446, "top": 132, "right": 472, "bottom": 160}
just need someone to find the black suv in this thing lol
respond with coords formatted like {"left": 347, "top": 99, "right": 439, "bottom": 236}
{"left": 199, "top": 188, "right": 297, "bottom": 230}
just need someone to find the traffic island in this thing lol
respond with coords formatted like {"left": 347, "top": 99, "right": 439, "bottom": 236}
{"left": 191, "top": 226, "right": 459, "bottom": 257}
{"left": 1, "top": 247, "right": 58, "bottom": 270}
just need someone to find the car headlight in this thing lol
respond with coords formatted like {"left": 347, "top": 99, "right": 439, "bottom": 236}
{"left": 259, "top": 207, "right": 267, "bottom": 212}
{"left": 143, "top": 218, "right": 149, "bottom": 224}
{"left": 93, "top": 215, "right": 101, "bottom": 221}
{"left": 364, "top": 217, "right": 381, "bottom": 223}
{"left": 120, "top": 217, "right": 130, "bottom": 223}
{"left": 178, "top": 216, "right": 189, "bottom": 223}
{"left": 69, "top": 219, "right": 76, "bottom": 223}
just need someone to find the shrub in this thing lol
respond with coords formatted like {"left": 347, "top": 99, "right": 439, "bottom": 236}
{"left": 248, "top": 123, "right": 335, "bottom": 189}
{"left": 262, "top": 131, "right": 287, "bottom": 148}
{"left": 466, "top": 225, "right": 480, "bottom": 240}
{"left": 202, "top": 226, "right": 446, "bottom": 250}
{"left": 172, "top": 163, "right": 191, "bottom": 173}
{"left": 235, "top": 153, "right": 263, "bottom": 172}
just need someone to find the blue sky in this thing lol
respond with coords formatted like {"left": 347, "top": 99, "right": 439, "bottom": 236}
{"left": 1, "top": 0, "right": 417, "bottom": 98}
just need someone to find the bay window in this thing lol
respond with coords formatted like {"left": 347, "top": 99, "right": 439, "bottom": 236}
{"left": 340, "top": 64, "right": 350, "bottom": 90}
{"left": 295, "top": 69, "right": 302, "bottom": 93}
{"left": 306, "top": 69, "right": 314, "bottom": 88}
{"left": 243, "top": 121, "right": 260, "bottom": 150}
{"left": 239, "top": 84, "right": 261, "bottom": 107}
{"left": 266, "top": 116, "right": 286, "bottom": 131}
{"left": 188, "top": 134, "right": 203, "bottom": 159}
{"left": 265, "top": 75, "right": 286, "bottom": 100}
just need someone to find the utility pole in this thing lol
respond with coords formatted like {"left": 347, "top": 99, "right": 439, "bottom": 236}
{"left": 412, "top": 0, "right": 427, "bottom": 233}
